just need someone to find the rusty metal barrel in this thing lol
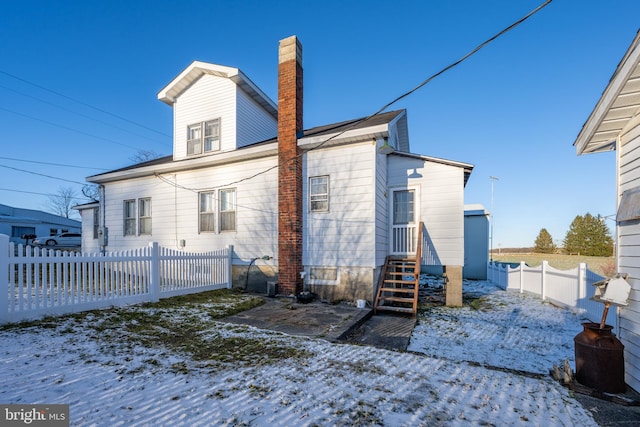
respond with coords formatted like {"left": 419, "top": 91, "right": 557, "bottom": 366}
{"left": 574, "top": 322, "right": 625, "bottom": 393}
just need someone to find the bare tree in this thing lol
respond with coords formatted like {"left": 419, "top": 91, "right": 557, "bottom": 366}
{"left": 130, "top": 149, "right": 161, "bottom": 164}
{"left": 82, "top": 184, "right": 100, "bottom": 202}
{"left": 48, "top": 186, "right": 79, "bottom": 219}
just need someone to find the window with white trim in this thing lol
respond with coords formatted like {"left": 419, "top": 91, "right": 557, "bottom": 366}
{"left": 199, "top": 192, "right": 215, "bottom": 232}
{"left": 310, "top": 176, "right": 329, "bottom": 212}
{"left": 124, "top": 200, "right": 136, "bottom": 236}
{"left": 138, "top": 198, "right": 152, "bottom": 235}
{"left": 93, "top": 208, "right": 100, "bottom": 239}
{"left": 219, "top": 189, "right": 236, "bottom": 232}
{"left": 187, "top": 118, "right": 220, "bottom": 156}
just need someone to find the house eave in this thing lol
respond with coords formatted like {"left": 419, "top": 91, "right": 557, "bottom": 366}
{"left": 391, "top": 151, "right": 475, "bottom": 186}
{"left": 87, "top": 143, "right": 279, "bottom": 184}
{"left": 574, "top": 29, "right": 640, "bottom": 155}
{"left": 157, "top": 61, "right": 278, "bottom": 119}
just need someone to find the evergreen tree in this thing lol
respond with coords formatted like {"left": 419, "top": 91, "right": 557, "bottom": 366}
{"left": 563, "top": 213, "right": 613, "bottom": 256}
{"left": 533, "top": 228, "right": 556, "bottom": 253}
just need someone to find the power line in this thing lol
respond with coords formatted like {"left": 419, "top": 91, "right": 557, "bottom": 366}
{"left": 0, "top": 156, "right": 109, "bottom": 171}
{"left": 0, "top": 186, "right": 90, "bottom": 202}
{"left": 155, "top": 0, "right": 552, "bottom": 193}
{"left": 0, "top": 68, "right": 171, "bottom": 138}
{"left": 0, "top": 163, "right": 86, "bottom": 185}
{"left": 0, "top": 82, "right": 171, "bottom": 148}
{"left": 0, "top": 105, "right": 142, "bottom": 150}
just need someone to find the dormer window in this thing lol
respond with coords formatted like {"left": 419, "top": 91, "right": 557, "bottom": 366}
{"left": 187, "top": 118, "right": 220, "bottom": 156}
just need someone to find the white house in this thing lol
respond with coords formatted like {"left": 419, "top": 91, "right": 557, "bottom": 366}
{"left": 0, "top": 203, "right": 81, "bottom": 245}
{"left": 573, "top": 29, "right": 640, "bottom": 393}
{"left": 79, "top": 36, "right": 474, "bottom": 306}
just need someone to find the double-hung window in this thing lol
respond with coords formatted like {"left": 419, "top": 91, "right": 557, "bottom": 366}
{"left": 187, "top": 118, "right": 220, "bottom": 156}
{"left": 138, "top": 198, "right": 152, "bottom": 235}
{"left": 310, "top": 176, "right": 329, "bottom": 212}
{"left": 124, "top": 200, "right": 136, "bottom": 236}
{"left": 219, "top": 189, "right": 236, "bottom": 231}
{"left": 199, "top": 192, "right": 215, "bottom": 232}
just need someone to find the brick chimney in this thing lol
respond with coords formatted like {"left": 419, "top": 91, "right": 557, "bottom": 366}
{"left": 277, "top": 35, "right": 303, "bottom": 296}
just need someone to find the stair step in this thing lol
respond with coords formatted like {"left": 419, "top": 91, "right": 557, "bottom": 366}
{"left": 379, "top": 287, "right": 416, "bottom": 294}
{"left": 383, "top": 279, "right": 418, "bottom": 285}
{"left": 375, "top": 305, "right": 415, "bottom": 314}
{"left": 379, "top": 296, "right": 415, "bottom": 303}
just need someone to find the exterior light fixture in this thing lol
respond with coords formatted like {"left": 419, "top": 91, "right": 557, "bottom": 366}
{"left": 378, "top": 137, "right": 394, "bottom": 154}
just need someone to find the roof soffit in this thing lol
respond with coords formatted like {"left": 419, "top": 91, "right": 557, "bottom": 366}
{"left": 575, "top": 31, "right": 640, "bottom": 154}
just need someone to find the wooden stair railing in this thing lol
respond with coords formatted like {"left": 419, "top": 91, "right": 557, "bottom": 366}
{"left": 374, "top": 222, "right": 423, "bottom": 316}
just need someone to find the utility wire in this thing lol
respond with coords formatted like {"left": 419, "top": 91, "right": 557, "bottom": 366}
{"left": 0, "top": 186, "right": 90, "bottom": 201}
{"left": 0, "top": 82, "right": 171, "bottom": 147}
{"left": 0, "top": 105, "right": 142, "bottom": 150}
{"left": 0, "top": 163, "right": 86, "bottom": 185}
{"left": 0, "top": 156, "right": 109, "bottom": 171}
{"left": 0, "top": 69, "right": 171, "bottom": 138}
{"left": 156, "top": 0, "right": 552, "bottom": 193}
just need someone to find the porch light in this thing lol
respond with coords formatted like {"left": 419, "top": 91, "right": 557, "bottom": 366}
{"left": 378, "top": 137, "right": 394, "bottom": 154}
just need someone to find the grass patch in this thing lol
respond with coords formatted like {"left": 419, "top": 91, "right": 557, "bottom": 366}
{"left": 1, "top": 288, "right": 313, "bottom": 368}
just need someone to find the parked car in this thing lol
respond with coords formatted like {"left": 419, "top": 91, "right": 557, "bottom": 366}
{"left": 33, "top": 232, "right": 81, "bottom": 247}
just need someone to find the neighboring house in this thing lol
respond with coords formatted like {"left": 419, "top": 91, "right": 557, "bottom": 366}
{"left": 0, "top": 203, "right": 81, "bottom": 245}
{"left": 78, "top": 36, "right": 474, "bottom": 304}
{"left": 573, "top": 29, "right": 640, "bottom": 393}
{"left": 463, "top": 204, "right": 489, "bottom": 280}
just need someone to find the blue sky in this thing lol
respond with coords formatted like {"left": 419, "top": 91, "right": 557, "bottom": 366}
{"left": 0, "top": 0, "right": 637, "bottom": 248}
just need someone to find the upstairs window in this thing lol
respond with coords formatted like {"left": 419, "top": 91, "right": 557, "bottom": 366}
{"left": 187, "top": 118, "right": 220, "bottom": 156}
{"left": 310, "top": 176, "right": 329, "bottom": 212}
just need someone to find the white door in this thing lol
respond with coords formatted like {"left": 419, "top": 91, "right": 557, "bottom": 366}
{"left": 390, "top": 187, "right": 419, "bottom": 256}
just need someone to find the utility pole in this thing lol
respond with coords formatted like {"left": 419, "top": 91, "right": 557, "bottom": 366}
{"left": 490, "top": 176, "right": 499, "bottom": 262}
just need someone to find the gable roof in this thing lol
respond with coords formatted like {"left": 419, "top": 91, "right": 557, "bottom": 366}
{"left": 574, "top": 29, "right": 640, "bottom": 154}
{"left": 157, "top": 61, "right": 278, "bottom": 120}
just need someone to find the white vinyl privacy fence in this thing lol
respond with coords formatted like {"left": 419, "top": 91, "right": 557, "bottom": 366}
{"left": 487, "top": 261, "right": 617, "bottom": 330}
{"left": 0, "top": 234, "right": 232, "bottom": 324}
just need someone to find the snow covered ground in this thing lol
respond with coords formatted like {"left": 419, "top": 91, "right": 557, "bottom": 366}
{"left": 0, "top": 280, "right": 598, "bottom": 426}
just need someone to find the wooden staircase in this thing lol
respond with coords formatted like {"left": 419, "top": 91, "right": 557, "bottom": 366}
{"left": 374, "top": 221, "right": 423, "bottom": 316}
{"left": 374, "top": 256, "right": 420, "bottom": 316}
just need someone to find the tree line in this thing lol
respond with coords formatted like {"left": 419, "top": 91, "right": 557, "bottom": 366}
{"left": 534, "top": 213, "right": 614, "bottom": 256}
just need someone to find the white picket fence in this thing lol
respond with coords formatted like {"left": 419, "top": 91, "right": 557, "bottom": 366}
{"left": 487, "top": 261, "right": 617, "bottom": 330}
{"left": 0, "top": 234, "right": 232, "bottom": 324}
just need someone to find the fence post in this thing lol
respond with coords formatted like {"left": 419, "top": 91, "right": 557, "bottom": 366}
{"left": 519, "top": 261, "right": 525, "bottom": 293}
{"left": 226, "top": 245, "right": 233, "bottom": 289}
{"left": 0, "top": 234, "right": 8, "bottom": 323}
{"left": 578, "top": 262, "right": 586, "bottom": 306}
{"left": 149, "top": 242, "right": 160, "bottom": 302}
{"left": 541, "top": 260, "right": 548, "bottom": 300}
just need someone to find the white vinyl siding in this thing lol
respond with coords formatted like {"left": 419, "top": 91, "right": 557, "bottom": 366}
{"left": 172, "top": 75, "right": 277, "bottom": 161}
{"left": 387, "top": 156, "right": 465, "bottom": 266}
{"left": 236, "top": 88, "right": 277, "bottom": 148}
{"left": 99, "top": 156, "right": 277, "bottom": 260}
{"left": 304, "top": 142, "right": 375, "bottom": 267}
{"left": 173, "top": 75, "right": 236, "bottom": 160}
{"left": 617, "top": 120, "right": 640, "bottom": 392}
